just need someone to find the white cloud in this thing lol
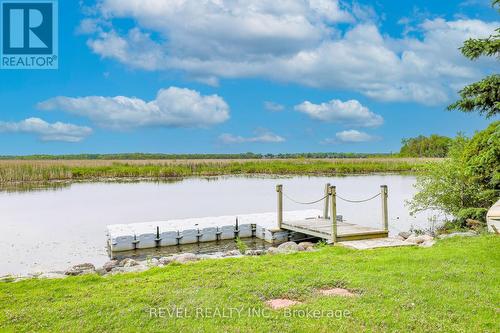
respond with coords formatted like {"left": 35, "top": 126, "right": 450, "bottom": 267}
{"left": 294, "top": 99, "right": 383, "bottom": 127}
{"left": 264, "top": 101, "right": 285, "bottom": 112}
{"left": 38, "top": 87, "right": 230, "bottom": 130}
{"left": 219, "top": 129, "right": 285, "bottom": 144}
{"left": 336, "top": 129, "right": 379, "bottom": 143}
{"left": 81, "top": 1, "right": 498, "bottom": 105}
{"left": 0, "top": 118, "right": 92, "bottom": 142}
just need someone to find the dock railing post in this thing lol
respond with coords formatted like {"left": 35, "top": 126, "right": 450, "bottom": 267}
{"left": 276, "top": 184, "right": 283, "bottom": 229}
{"left": 381, "top": 185, "right": 388, "bottom": 232}
{"left": 330, "top": 186, "right": 337, "bottom": 243}
{"left": 323, "top": 183, "right": 330, "bottom": 219}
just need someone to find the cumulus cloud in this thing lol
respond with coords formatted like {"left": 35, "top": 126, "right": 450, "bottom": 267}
{"left": 38, "top": 87, "right": 230, "bottom": 130}
{"left": 0, "top": 118, "right": 92, "bottom": 142}
{"left": 294, "top": 99, "right": 383, "bottom": 127}
{"left": 218, "top": 129, "right": 285, "bottom": 144}
{"left": 81, "top": 1, "right": 498, "bottom": 105}
{"left": 321, "top": 130, "right": 380, "bottom": 144}
{"left": 264, "top": 101, "right": 285, "bottom": 112}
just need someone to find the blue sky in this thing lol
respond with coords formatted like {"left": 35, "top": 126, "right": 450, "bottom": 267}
{"left": 0, "top": 0, "right": 498, "bottom": 155}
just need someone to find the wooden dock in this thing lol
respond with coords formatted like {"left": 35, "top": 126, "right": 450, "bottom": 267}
{"left": 282, "top": 218, "right": 388, "bottom": 242}
{"left": 276, "top": 183, "right": 390, "bottom": 243}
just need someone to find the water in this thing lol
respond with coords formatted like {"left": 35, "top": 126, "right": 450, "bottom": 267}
{"left": 0, "top": 175, "right": 442, "bottom": 275}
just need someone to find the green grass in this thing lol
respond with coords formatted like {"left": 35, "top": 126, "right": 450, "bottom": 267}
{"left": 1, "top": 236, "right": 498, "bottom": 332}
{"left": 0, "top": 158, "right": 437, "bottom": 183}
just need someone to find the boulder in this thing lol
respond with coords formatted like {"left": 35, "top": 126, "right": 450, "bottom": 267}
{"left": 277, "top": 241, "right": 299, "bottom": 253}
{"left": 158, "top": 256, "right": 175, "bottom": 265}
{"left": 267, "top": 247, "right": 279, "bottom": 255}
{"left": 398, "top": 232, "right": 412, "bottom": 240}
{"left": 245, "top": 249, "right": 265, "bottom": 256}
{"left": 405, "top": 234, "right": 433, "bottom": 244}
{"left": 173, "top": 253, "right": 199, "bottom": 264}
{"left": 65, "top": 263, "right": 96, "bottom": 276}
{"left": 438, "top": 231, "right": 477, "bottom": 239}
{"left": 297, "top": 242, "right": 314, "bottom": 251}
{"left": 38, "top": 272, "right": 67, "bottom": 279}
{"left": 146, "top": 258, "right": 159, "bottom": 267}
{"left": 120, "top": 258, "right": 139, "bottom": 267}
{"left": 110, "top": 265, "right": 148, "bottom": 274}
{"left": 102, "top": 260, "right": 119, "bottom": 272}
{"left": 420, "top": 240, "right": 436, "bottom": 248}
{"left": 223, "top": 250, "right": 242, "bottom": 257}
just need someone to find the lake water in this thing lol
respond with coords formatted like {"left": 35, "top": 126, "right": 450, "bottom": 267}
{"left": 0, "top": 175, "right": 443, "bottom": 276}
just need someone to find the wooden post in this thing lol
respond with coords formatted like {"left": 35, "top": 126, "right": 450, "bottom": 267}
{"left": 276, "top": 184, "right": 283, "bottom": 229}
{"left": 381, "top": 185, "right": 388, "bottom": 232}
{"left": 323, "top": 183, "right": 330, "bottom": 219}
{"left": 330, "top": 186, "right": 337, "bottom": 243}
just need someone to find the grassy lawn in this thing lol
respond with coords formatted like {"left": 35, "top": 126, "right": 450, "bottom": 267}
{"left": 0, "top": 158, "right": 439, "bottom": 183}
{"left": 1, "top": 235, "right": 498, "bottom": 332}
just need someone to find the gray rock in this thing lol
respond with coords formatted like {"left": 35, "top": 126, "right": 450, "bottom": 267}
{"left": 120, "top": 258, "right": 139, "bottom": 267}
{"left": 102, "top": 260, "right": 119, "bottom": 272}
{"left": 420, "top": 240, "right": 436, "bottom": 248}
{"left": 158, "top": 256, "right": 175, "bottom": 265}
{"left": 110, "top": 265, "right": 148, "bottom": 274}
{"left": 173, "top": 253, "right": 199, "bottom": 264}
{"left": 267, "top": 247, "right": 279, "bottom": 255}
{"left": 65, "top": 263, "right": 95, "bottom": 276}
{"left": 244, "top": 249, "right": 265, "bottom": 256}
{"left": 145, "top": 258, "right": 159, "bottom": 267}
{"left": 437, "top": 231, "right": 477, "bottom": 239}
{"left": 95, "top": 268, "right": 108, "bottom": 276}
{"left": 398, "top": 231, "right": 412, "bottom": 240}
{"left": 277, "top": 241, "right": 299, "bottom": 253}
{"left": 37, "top": 272, "right": 68, "bottom": 279}
{"left": 405, "top": 234, "right": 433, "bottom": 244}
{"left": 297, "top": 242, "right": 314, "bottom": 251}
{"left": 223, "top": 250, "right": 242, "bottom": 257}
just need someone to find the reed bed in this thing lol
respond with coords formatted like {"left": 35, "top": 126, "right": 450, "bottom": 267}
{"left": 0, "top": 158, "right": 440, "bottom": 184}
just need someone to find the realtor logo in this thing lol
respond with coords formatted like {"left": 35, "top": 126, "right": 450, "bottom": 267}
{"left": 1, "top": 0, "right": 58, "bottom": 69}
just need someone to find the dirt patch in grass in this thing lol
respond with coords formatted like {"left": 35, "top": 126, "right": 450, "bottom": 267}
{"left": 265, "top": 299, "right": 302, "bottom": 310}
{"left": 317, "top": 288, "right": 357, "bottom": 297}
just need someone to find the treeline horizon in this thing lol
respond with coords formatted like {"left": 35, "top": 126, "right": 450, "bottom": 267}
{"left": 0, "top": 152, "right": 399, "bottom": 160}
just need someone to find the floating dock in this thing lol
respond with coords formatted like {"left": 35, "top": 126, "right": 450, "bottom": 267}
{"left": 107, "top": 210, "right": 321, "bottom": 252}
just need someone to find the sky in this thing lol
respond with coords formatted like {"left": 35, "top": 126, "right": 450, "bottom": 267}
{"left": 0, "top": 0, "right": 498, "bottom": 155}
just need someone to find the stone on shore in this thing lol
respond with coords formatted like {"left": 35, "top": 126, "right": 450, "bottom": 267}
{"left": 65, "top": 263, "right": 96, "bottom": 276}
{"left": 102, "top": 260, "right": 119, "bottom": 272}
{"left": 297, "top": 242, "right": 314, "bottom": 251}
{"left": 120, "top": 258, "right": 139, "bottom": 267}
{"left": 405, "top": 234, "right": 433, "bottom": 244}
{"left": 277, "top": 241, "right": 299, "bottom": 253}
{"left": 173, "top": 253, "right": 199, "bottom": 264}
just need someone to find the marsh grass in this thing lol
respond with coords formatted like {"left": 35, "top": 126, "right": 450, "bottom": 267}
{"left": 0, "top": 158, "right": 439, "bottom": 184}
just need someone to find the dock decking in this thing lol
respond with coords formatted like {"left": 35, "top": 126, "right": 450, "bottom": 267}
{"left": 281, "top": 218, "right": 388, "bottom": 242}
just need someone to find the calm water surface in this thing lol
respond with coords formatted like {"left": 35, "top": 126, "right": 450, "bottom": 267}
{"left": 0, "top": 175, "right": 442, "bottom": 275}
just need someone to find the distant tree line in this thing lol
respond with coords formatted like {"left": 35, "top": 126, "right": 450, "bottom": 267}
{"left": 399, "top": 135, "right": 453, "bottom": 158}
{"left": 0, "top": 152, "right": 394, "bottom": 160}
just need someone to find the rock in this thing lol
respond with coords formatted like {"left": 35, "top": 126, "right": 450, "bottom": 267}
{"left": 297, "top": 242, "right": 314, "bottom": 251}
{"left": 145, "top": 258, "right": 159, "bottom": 267}
{"left": 420, "top": 240, "right": 436, "bottom": 248}
{"left": 120, "top": 258, "right": 139, "bottom": 267}
{"left": 245, "top": 249, "right": 265, "bottom": 256}
{"left": 102, "top": 260, "right": 119, "bottom": 272}
{"left": 223, "top": 250, "right": 241, "bottom": 257}
{"left": 277, "top": 241, "right": 299, "bottom": 253}
{"left": 37, "top": 272, "right": 68, "bottom": 279}
{"left": 95, "top": 268, "right": 108, "bottom": 276}
{"left": 405, "top": 234, "right": 433, "bottom": 244}
{"left": 438, "top": 231, "right": 477, "bottom": 239}
{"left": 172, "top": 253, "right": 199, "bottom": 264}
{"left": 110, "top": 265, "right": 148, "bottom": 274}
{"left": 158, "top": 256, "right": 175, "bottom": 265}
{"left": 65, "top": 263, "right": 95, "bottom": 276}
{"left": 267, "top": 247, "right": 279, "bottom": 255}
{"left": 398, "top": 231, "right": 412, "bottom": 240}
